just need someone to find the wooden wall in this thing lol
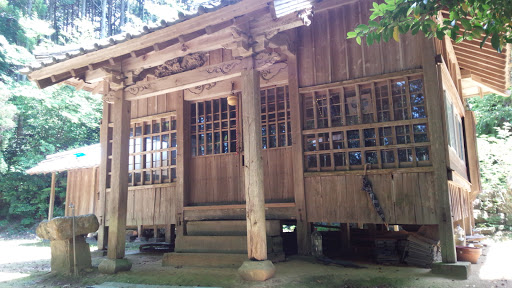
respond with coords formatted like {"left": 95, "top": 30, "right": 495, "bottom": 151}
{"left": 298, "top": 0, "right": 423, "bottom": 88}
{"left": 304, "top": 172, "right": 437, "bottom": 224}
{"left": 187, "top": 147, "right": 295, "bottom": 205}
{"left": 65, "top": 167, "right": 99, "bottom": 217}
{"left": 449, "top": 181, "right": 473, "bottom": 231}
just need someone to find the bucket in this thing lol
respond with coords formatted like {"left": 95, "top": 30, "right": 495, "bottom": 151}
{"left": 456, "top": 246, "right": 482, "bottom": 264}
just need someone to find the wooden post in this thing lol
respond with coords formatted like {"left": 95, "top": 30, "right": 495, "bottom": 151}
{"left": 287, "top": 31, "right": 311, "bottom": 255}
{"left": 97, "top": 96, "right": 111, "bottom": 250}
{"left": 165, "top": 224, "right": 175, "bottom": 243}
{"left": 241, "top": 60, "right": 267, "bottom": 261}
{"left": 106, "top": 89, "right": 131, "bottom": 260}
{"left": 340, "top": 223, "right": 351, "bottom": 254}
{"left": 175, "top": 90, "right": 189, "bottom": 236}
{"left": 48, "top": 172, "right": 56, "bottom": 221}
{"left": 422, "top": 36, "right": 456, "bottom": 263}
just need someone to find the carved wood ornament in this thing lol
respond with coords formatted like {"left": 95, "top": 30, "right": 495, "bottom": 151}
{"left": 186, "top": 82, "right": 217, "bottom": 95}
{"left": 102, "top": 90, "right": 120, "bottom": 103}
{"left": 126, "top": 83, "right": 152, "bottom": 96}
{"left": 132, "top": 52, "right": 207, "bottom": 82}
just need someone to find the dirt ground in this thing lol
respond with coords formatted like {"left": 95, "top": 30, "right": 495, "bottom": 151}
{"left": 0, "top": 237, "right": 511, "bottom": 288}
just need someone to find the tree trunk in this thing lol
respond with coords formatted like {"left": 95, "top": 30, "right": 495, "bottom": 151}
{"left": 119, "top": 0, "right": 126, "bottom": 32}
{"left": 27, "top": 0, "right": 33, "bottom": 17}
{"left": 81, "top": 0, "right": 86, "bottom": 18}
{"left": 100, "top": 0, "right": 107, "bottom": 38}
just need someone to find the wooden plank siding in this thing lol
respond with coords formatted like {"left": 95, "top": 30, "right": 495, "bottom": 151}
{"left": 187, "top": 147, "right": 295, "bottom": 205}
{"left": 298, "top": 0, "right": 422, "bottom": 88}
{"left": 304, "top": 172, "right": 437, "bottom": 224}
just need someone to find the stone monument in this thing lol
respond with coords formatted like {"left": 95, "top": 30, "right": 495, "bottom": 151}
{"left": 36, "top": 214, "right": 99, "bottom": 274}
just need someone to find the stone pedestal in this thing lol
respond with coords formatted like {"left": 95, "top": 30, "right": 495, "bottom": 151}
{"left": 36, "top": 214, "right": 99, "bottom": 275}
{"left": 50, "top": 236, "right": 92, "bottom": 274}
{"left": 431, "top": 261, "right": 471, "bottom": 279}
{"left": 98, "top": 258, "right": 132, "bottom": 274}
{"left": 238, "top": 260, "right": 276, "bottom": 281}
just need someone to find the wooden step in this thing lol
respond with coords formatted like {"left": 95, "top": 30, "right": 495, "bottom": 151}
{"left": 162, "top": 252, "right": 285, "bottom": 268}
{"left": 174, "top": 235, "right": 283, "bottom": 254}
{"left": 186, "top": 220, "right": 281, "bottom": 236}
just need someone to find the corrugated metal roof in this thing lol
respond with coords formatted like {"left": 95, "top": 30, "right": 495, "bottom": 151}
{"left": 26, "top": 144, "right": 100, "bottom": 174}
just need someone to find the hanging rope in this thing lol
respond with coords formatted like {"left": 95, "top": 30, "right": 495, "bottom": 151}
{"left": 362, "top": 164, "right": 388, "bottom": 229}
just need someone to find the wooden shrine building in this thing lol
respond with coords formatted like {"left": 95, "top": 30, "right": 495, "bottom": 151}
{"left": 24, "top": 0, "right": 509, "bottom": 270}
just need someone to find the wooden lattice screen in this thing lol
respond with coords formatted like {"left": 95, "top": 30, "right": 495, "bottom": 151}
{"left": 301, "top": 74, "right": 432, "bottom": 171}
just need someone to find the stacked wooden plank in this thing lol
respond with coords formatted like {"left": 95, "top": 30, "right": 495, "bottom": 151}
{"left": 374, "top": 239, "right": 408, "bottom": 265}
{"left": 404, "top": 233, "right": 440, "bottom": 268}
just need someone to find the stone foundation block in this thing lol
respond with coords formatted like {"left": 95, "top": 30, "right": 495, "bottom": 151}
{"left": 98, "top": 258, "right": 132, "bottom": 274}
{"left": 431, "top": 261, "right": 471, "bottom": 279}
{"left": 238, "top": 260, "right": 276, "bottom": 281}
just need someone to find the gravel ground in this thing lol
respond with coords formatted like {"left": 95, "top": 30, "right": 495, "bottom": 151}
{"left": 0, "top": 234, "right": 511, "bottom": 288}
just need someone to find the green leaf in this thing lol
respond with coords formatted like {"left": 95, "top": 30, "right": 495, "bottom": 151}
{"left": 356, "top": 36, "right": 362, "bottom": 45}
{"left": 373, "top": 2, "right": 379, "bottom": 9}
{"left": 455, "top": 36, "right": 464, "bottom": 43}
{"left": 347, "top": 31, "right": 358, "bottom": 38}
{"left": 491, "top": 33, "right": 501, "bottom": 52}
{"left": 368, "top": 20, "right": 379, "bottom": 28}
{"left": 460, "top": 18, "right": 472, "bottom": 30}
{"left": 367, "top": 33, "right": 374, "bottom": 46}
{"left": 356, "top": 24, "right": 369, "bottom": 32}
{"left": 436, "top": 30, "right": 445, "bottom": 40}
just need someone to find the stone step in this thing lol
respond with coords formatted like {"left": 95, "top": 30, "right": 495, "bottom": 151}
{"left": 174, "top": 235, "right": 283, "bottom": 254}
{"left": 162, "top": 252, "right": 285, "bottom": 268}
{"left": 186, "top": 220, "right": 281, "bottom": 236}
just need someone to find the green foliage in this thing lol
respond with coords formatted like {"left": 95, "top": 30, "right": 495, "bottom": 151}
{"left": 0, "top": 172, "right": 67, "bottom": 228}
{"left": 476, "top": 123, "right": 512, "bottom": 214}
{"left": 348, "top": 0, "right": 512, "bottom": 52}
{"left": 468, "top": 94, "right": 512, "bottom": 136}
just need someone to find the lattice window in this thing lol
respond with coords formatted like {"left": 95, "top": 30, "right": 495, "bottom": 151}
{"left": 301, "top": 74, "right": 431, "bottom": 171}
{"left": 444, "top": 91, "right": 465, "bottom": 162}
{"left": 127, "top": 113, "right": 177, "bottom": 186}
{"left": 191, "top": 98, "right": 238, "bottom": 156}
{"left": 261, "top": 85, "right": 291, "bottom": 149}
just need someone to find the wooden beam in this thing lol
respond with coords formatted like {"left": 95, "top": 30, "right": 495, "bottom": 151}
{"left": 124, "top": 59, "right": 244, "bottom": 101}
{"left": 241, "top": 60, "right": 267, "bottom": 261}
{"left": 122, "top": 29, "right": 234, "bottom": 73}
{"left": 175, "top": 90, "right": 189, "bottom": 237}
{"left": 97, "top": 85, "right": 111, "bottom": 250}
{"left": 464, "top": 110, "right": 481, "bottom": 195}
{"left": 422, "top": 36, "right": 456, "bottom": 263}
{"left": 286, "top": 31, "right": 310, "bottom": 255}
{"left": 48, "top": 172, "right": 56, "bottom": 221}
{"left": 106, "top": 89, "right": 131, "bottom": 260}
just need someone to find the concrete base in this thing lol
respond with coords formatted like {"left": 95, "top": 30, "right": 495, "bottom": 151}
{"left": 98, "top": 258, "right": 133, "bottom": 274}
{"left": 50, "top": 236, "right": 91, "bottom": 274}
{"left": 431, "top": 261, "right": 471, "bottom": 279}
{"left": 238, "top": 260, "right": 276, "bottom": 281}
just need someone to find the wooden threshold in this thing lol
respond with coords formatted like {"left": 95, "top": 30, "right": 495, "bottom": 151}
{"left": 106, "top": 182, "right": 177, "bottom": 192}
{"left": 304, "top": 166, "right": 434, "bottom": 177}
{"left": 183, "top": 202, "right": 296, "bottom": 211}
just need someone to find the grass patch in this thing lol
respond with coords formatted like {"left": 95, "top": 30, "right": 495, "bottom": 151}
{"left": 287, "top": 274, "right": 413, "bottom": 288}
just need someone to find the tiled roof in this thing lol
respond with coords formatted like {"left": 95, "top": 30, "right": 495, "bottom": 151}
{"left": 21, "top": 0, "right": 239, "bottom": 74}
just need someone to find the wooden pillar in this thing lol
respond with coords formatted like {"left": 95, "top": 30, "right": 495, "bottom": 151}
{"left": 175, "top": 90, "right": 189, "bottom": 236}
{"left": 106, "top": 89, "right": 131, "bottom": 260}
{"left": 48, "top": 172, "right": 57, "bottom": 220}
{"left": 165, "top": 224, "right": 175, "bottom": 243}
{"left": 340, "top": 223, "right": 351, "bottom": 254}
{"left": 422, "top": 36, "right": 456, "bottom": 263}
{"left": 97, "top": 96, "right": 111, "bottom": 250}
{"left": 241, "top": 60, "right": 267, "bottom": 261}
{"left": 287, "top": 32, "right": 311, "bottom": 255}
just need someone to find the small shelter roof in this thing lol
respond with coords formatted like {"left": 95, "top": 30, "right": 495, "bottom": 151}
{"left": 26, "top": 144, "right": 100, "bottom": 174}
